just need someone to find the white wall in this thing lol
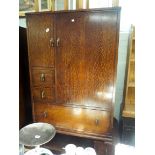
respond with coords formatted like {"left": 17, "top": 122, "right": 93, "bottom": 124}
{"left": 19, "top": 18, "right": 26, "bottom": 28}
{"left": 114, "top": 0, "right": 135, "bottom": 121}
{"left": 114, "top": 32, "right": 129, "bottom": 121}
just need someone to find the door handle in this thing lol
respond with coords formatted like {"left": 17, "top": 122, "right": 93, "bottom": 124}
{"left": 50, "top": 38, "right": 55, "bottom": 47}
{"left": 41, "top": 90, "right": 45, "bottom": 99}
{"left": 56, "top": 38, "right": 60, "bottom": 47}
{"left": 40, "top": 73, "right": 45, "bottom": 82}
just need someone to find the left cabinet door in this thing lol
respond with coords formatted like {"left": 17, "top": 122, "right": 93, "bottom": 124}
{"left": 26, "top": 13, "right": 55, "bottom": 67}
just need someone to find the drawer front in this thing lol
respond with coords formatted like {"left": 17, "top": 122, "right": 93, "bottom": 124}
{"left": 32, "top": 87, "right": 55, "bottom": 102}
{"left": 32, "top": 68, "right": 55, "bottom": 86}
{"left": 34, "top": 104, "right": 111, "bottom": 135}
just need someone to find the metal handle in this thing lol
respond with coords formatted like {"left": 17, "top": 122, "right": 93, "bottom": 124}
{"left": 56, "top": 38, "right": 60, "bottom": 47}
{"left": 41, "top": 90, "right": 45, "bottom": 99}
{"left": 50, "top": 38, "right": 55, "bottom": 47}
{"left": 95, "top": 119, "right": 99, "bottom": 126}
{"left": 40, "top": 73, "right": 45, "bottom": 82}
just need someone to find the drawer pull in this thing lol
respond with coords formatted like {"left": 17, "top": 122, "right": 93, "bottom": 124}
{"left": 41, "top": 90, "right": 45, "bottom": 99}
{"left": 95, "top": 119, "right": 99, "bottom": 126}
{"left": 40, "top": 73, "right": 45, "bottom": 82}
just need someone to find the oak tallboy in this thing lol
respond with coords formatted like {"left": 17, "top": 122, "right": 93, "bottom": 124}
{"left": 26, "top": 7, "right": 121, "bottom": 155}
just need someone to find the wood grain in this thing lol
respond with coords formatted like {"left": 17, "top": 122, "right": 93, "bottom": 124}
{"left": 34, "top": 103, "right": 111, "bottom": 135}
{"left": 32, "top": 87, "right": 55, "bottom": 102}
{"left": 27, "top": 13, "right": 55, "bottom": 67}
{"left": 32, "top": 67, "right": 55, "bottom": 87}
{"left": 55, "top": 11, "right": 118, "bottom": 110}
{"left": 26, "top": 8, "right": 121, "bottom": 141}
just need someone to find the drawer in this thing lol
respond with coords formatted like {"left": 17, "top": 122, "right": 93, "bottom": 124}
{"left": 31, "top": 68, "right": 55, "bottom": 86}
{"left": 32, "top": 87, "right": 55, "bottom": 102}
{"left": 34, "top": 104, "right": 111, "bottom": 135}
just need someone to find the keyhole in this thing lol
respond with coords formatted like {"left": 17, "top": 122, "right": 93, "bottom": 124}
{"left": 95, "top": 119, "right": 99, "bottom": 125}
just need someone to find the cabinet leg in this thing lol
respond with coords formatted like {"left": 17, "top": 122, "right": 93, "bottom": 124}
{"left": 94, "top": 140, "right": 114, "bottom": 155}
{"left": 94, "top": 141, "right": 106, "bottom": 155}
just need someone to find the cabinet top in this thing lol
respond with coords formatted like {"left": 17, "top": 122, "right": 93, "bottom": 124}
{"left": 25, "top": 7, "right": 121, "bottom": 16}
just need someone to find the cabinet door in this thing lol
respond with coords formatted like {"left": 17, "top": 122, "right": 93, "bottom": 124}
{"left": 55, "top": 11, "right": 118, "bottom": 109}
{"left": 55, "top": 12, "right": 86, "bottom": 104}
{"left": 27, "top": 14, "right": 54, "bottom": 67}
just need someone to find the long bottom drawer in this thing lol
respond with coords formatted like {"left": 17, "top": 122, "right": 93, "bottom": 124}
{"left": 33, "top": 103, "right": 111, "bottom": 135}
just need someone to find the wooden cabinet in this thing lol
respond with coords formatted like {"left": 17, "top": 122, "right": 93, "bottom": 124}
{"left": 122, "top": 25, "right": 135, "bottom": 118}
{"left": 26, "top": 8, "right": 120, "bottom": 154}
{"left": 121, "top": 25, "right": 135, "bottom": 146}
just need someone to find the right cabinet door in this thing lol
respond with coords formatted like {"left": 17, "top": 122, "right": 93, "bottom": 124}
{"left": 55, "top": 11, "right": 118, "bottom": 110}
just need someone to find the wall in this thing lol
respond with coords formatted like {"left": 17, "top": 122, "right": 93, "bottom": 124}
{"left": 114, "top": 0, "right": 133, "bottom": 121}
{"left": 114, "top": 32, "right": 129, "bottom": 121}
{"left": 19, "top": 18, "right": 26, "bottom": 28}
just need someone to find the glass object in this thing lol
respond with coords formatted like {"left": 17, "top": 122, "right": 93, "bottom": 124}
{"left": 75, "top": 147, "right": 85, "bottom": 155}
{"left": 64, "top": 144, "right": 76, "bottom": 155}
{"left": 84, "top": 147, "right": 96, "bottom": 155}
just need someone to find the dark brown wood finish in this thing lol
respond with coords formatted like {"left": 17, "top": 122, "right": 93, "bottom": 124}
{"left": 94, "top": 140, "right": 114, "bottom": 155}
{"left": 34, "top": 103, "right": 111, "bottom": 136}
{"left": 55, "top": 11, "right": 118, "bottom": 111}
{"left": 31, "top": 67, "right": 55, "bottom": 87}
{"left": 26, "top": 8, "right": 121, "bottom": 149}
{"left": 27, "top": 13, "right": 55, "bottom": 67}
{"left": 55, "top": 12, "right": 86, "bottom": 104}
{"left": 32, "top": 87, "right": 55, "bottom": 102}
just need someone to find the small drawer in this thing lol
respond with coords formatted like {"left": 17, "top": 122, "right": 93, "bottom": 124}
{"left": 32, "top": 87, "right": 55, "bottom": 102}
{"left": 31, "top": 68, "right": 55, "bottom": 86}
{"left": 34, "top": 104, "right": 111, "bottom": 135}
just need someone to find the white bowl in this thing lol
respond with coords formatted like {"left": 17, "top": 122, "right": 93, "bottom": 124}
{"left": 64, "top": 144, "right": 76, "bottom": 155}
{"left": 84, "top": 147, "right": 96, "bottom": 155}
{"left": 75, "top": 147, "right": 85, "bottom": 155}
